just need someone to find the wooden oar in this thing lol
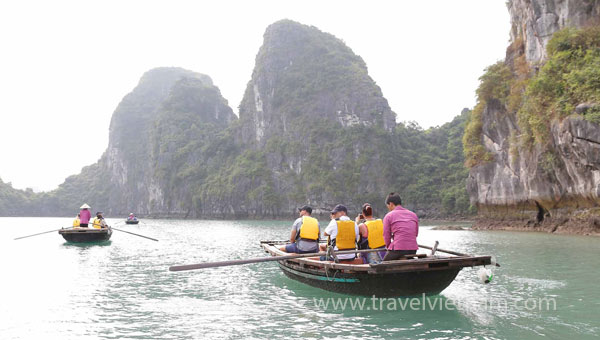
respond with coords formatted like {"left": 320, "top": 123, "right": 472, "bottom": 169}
{"left": 418, "top": 243, "right": 467, "bottom": 256}
{"left": 169, "top": 248, "right": 384, "bottom": 272}
{"left": 111, "top": 227, "right": 158, "bottom": 242}
{"left": 418, "top": 243, "right": 501, "bottom": 267}
{"left": 14, "top": 228, "right": 70, "bottom": 240}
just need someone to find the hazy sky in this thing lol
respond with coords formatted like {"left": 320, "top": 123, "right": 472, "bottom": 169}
{"left": 0, "top": 0, "right": 510, "bottom": 192}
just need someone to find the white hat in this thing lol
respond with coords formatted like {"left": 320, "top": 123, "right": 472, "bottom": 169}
{"left": 80, "top": 203, "right": 91, "bottom": 209}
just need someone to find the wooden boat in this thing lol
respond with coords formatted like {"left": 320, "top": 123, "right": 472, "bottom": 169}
{"left": 260, "top": 241, "right": 493, "bottom": 297}
{"left": 125, "top": 220, "right": 139, "bottom": 225}
{"left": 58, "top": 227, "right": 112, "bottom": 243}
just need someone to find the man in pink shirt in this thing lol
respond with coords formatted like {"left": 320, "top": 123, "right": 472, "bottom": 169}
{"left": 382, "top": 192, "right": 419, "bottom": 261}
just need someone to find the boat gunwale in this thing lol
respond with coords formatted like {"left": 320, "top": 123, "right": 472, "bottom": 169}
{"left": 59, "top": 228, "right": 112, "bottom": 234}
{"left": 261, "top": 243, "right": 492, "bottom": 274}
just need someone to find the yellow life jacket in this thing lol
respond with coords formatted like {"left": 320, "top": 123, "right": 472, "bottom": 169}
{"left": 335, "top": 220, "right": 356, "bottom": 250}
{"left": 92, "top": 217, "right": 103, "bottom": 229}
{"left": 299, "top": 216, "right": 319, "bottom": 240}
{"left": 73, "top": 217, "right": 80, "bottom": 228}
{"left": 365, "top": 219, "right": 385, "bottom": 249}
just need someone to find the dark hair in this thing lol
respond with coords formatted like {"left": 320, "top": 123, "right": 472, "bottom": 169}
{"left": 362, "top": 203, "right": 373, "bottom": 217}
{"left": 385, "top": 192, "right": 402, "bottom": 206}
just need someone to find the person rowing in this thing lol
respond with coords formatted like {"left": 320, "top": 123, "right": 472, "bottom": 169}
{"left": 79, "top": 203, "right": 91, "bottom": 228}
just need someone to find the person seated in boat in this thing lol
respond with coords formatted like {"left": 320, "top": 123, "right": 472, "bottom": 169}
{"left": 127, "top": 213, "right": 138, "bottom": 221}
{"left": 73, "top": 213, "right": 81, "bottom": 228}
{"left": 79, "top": 204, "right": 91, "bottom": 228}
{"left": 356, "top": 203, "right": 386, "bottom": 264}
{"left": 279, "top": 205, "right": 320, "bottom": 254}
{"left": 320, "top": 204, "right": 359, "bottom": 262}
{"left": 382, "top": 192, "right": 419, "bottom": 261}
{"left": 92, "top": 212, "right": 108, "bottom": 229}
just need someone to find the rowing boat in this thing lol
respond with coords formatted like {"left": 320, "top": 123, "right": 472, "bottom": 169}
{"left": 260, "top": 241, "right": 493, "bottom": 297}
{"left": 58, "top": 227, "right": 112, "bottom": 243}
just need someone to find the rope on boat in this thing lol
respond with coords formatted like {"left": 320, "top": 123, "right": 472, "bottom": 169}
{"left": 324, "top": 263, "right": 340, "bottom": 282}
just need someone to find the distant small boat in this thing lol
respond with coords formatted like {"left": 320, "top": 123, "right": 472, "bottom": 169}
{"left": 261, "top": 241, "right": 493, "bottom": 297}
{"left": 125, "top": 220, "right": 139, "bottom": 225}
{"left": 59, "top": 227, "right": 112, "bottom": 243}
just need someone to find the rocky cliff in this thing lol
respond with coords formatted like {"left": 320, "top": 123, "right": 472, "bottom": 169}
{"left": 508, "top": 0, "right": 600, "bottom": 64}
{"left": 208, "top": 19, "right": 399, "bottom": 216}
{"left": 17, "top": 67, "right": 236, "bottom": 217}
{"left": 466, "top": 0, "right": 600, "bottom": 235}
{"left": 196, "top": 20, "right": 470, "bottom": 219}
{"left": 1, "top": 20, "right": 472, "bottom": 219}
{"left": 239, "top": 20, "right": 395, "bottom": 147}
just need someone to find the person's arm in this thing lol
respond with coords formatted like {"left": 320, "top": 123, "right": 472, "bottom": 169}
{"left": 415, "top": 217, "right": 419, "bottom": 237}
{"left": 290, "top": 218, "right": 302, "bottom": 242}
{"left": 323, "top": 219, "right": 335, "bottom": 237}
{"left": 383, "top": 215, "right": 392, "bottom": 248}
{"left": 317, "top": 223, "right": 321, "bottom": 242}
{"left": 359, "top": 223, "right": 368, "bottom": 238}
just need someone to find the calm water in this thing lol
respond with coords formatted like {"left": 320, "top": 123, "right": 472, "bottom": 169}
{"left": 1, "top": 217, "right": 599, "bottom": 340}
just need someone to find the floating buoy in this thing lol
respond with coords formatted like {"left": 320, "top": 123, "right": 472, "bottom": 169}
{"left": 478, "top": 267, "right": 494, "bottom": 284}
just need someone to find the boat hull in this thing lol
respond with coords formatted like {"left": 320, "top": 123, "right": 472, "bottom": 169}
{"left": 261, "top": 242, "right": 492, "bottom": 297}
{"left": 59, "top": 228, "right": 112, "bottom": 243}
{"left": 278, "top": 260, "right": 461, "bottom": 297}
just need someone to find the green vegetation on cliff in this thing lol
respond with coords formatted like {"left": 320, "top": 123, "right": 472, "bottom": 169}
{"left": 400, "top": 111, "right": 473, "bottom": 215}
{"left": 462, "top": 62, "right": 511, "bottom": 167}
{"left": 519, "top": 26, "right": 600, "bottom": 143}
{"left": 196, "top": 109, "right": 472, "bottom": 217}
{"left": 151, "top": 77, "right": 235, "bottom": 212}
{"left": 0, "top": 178, "right": 36, "bottom": 215}
{"left": 464, "top": 26, "right": 600, "bottom": 166}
